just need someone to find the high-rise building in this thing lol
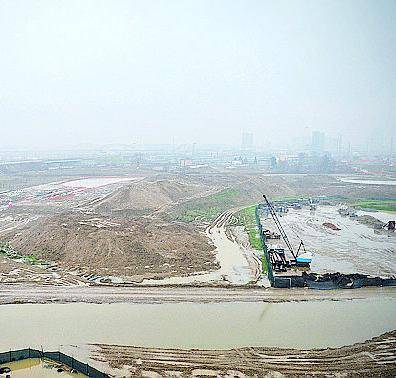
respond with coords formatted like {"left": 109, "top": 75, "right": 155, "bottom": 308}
{"left": 241, "top": 132, "right": 253, "bottom": 151}
{"left": 311, "top": 131, "right": 325, "bottom": 153}
{"left": 336, "top": 134, "right": 342, "bottom": 155}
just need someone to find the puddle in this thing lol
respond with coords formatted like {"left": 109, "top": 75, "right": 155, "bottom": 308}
{"left": 0, "top": 299, "right": 395, "bottom": 351}
{"left": 141, "top": 221, "right": 256, "bottom": 285}
{"left": 0, "top": 358, "right": 86, "bottom": 377}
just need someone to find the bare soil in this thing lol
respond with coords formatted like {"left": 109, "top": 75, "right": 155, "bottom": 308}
{"left": 1, "top": 284, "right": 395, "bottom": 305}
{"left": 95, "top": 178, "right": 213, "bottom": 217}
{"left": 1, "top": 212, "right": 216, "bottom": 281}
{"left": 0, "top": 173, "right": 395, "bottom": 285}
{"left": 92, "top": 330, "right": 396, "bottom": 377}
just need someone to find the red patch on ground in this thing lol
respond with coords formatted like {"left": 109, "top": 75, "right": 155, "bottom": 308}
{"left": 49, "top": 194, "right": 75, "bottom": 201}
{"left": 323, "top": 222, "right": 341, "bottom": 231}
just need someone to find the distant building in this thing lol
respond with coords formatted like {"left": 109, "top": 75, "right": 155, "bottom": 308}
{"left": 241, "top": 132, "right": 253, "bottom": 151}
{"left": 270, "top": 156, "right": 277, "bottom": 169}
{"left": 311, "top": 131, "right": 325, "bottom": 153}
{"left": 179, "top": 159, "right": 192, "bottom": 168}
{"left": 336, "top": 135, "right": 342, "bottom": 155}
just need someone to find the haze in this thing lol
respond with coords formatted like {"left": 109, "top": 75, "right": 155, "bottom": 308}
{"left": 1, "top": 0, "right": 395, "bottom": 150}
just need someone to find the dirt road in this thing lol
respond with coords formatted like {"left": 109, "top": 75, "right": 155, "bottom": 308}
{"left": 0, "top": 284, "right": 395, "bottom": 305}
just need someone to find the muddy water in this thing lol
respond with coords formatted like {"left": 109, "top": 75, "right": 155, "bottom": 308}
{"left": 0, "top": 299, "right": 395, "bottom": 351}
{"left": 0, "top": 358, "right": 86, "bottom": 377}
{"left": 142, "top": 222, "right": 256, "bottom": 285}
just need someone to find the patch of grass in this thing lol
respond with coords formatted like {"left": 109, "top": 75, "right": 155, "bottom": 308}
{"left": 24, "top": 255, "right": 41, "bottom": 264}
{"left": 261, "top": 254, "right": 268, "bottom": 274}
{"left": 237, "top": 205, "right": 269, "bottom": 274}
{"left": 172, "top": 188, "right": 240, "bottom": 223}
{"left": 0, "top": 243, "right": 44, "bottom": 265}
{"left": 237, "top": 205, "right": 263, "bottom": 250}
{"left": 175, "top": 206, "right": 221, "bottom": 222}
{"left": 352, "top": 199, "right": 396, "bottom": 213}
{"left": 210, "top": 188, "right": 239, "bottom": 201}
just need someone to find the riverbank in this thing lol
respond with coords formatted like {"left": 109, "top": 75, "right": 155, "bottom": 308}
{"left": 1, "top": 284, "right": 395, "bottom": 305}
{"left": 92, "top": 330, "right": 396, "bottom": 377}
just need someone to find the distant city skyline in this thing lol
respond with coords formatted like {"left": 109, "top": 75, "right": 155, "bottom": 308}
{"left": 1, "top": 0, "right": 395, "bottom": 150}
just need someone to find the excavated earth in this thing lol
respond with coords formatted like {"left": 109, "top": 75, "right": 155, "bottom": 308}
{"left": 92, "top": 330, "right": 396, "bottom": 377}
{"left": 0, "top": 173, "right": 395, "bottom": 284}
{"left": 0, "top": 212, "right": 216, "bottom": 281}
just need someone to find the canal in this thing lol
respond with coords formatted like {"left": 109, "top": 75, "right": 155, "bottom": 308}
{"left": 1, "top": 298, "right": 395, "bottom": 351}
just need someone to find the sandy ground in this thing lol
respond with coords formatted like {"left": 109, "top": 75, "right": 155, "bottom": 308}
{"left": 141, "top": 211, "right": 263, "bottom": 286}
{"left": 90, "top": 331, "right": 396, "bottom": 377}
{"left": 0, "top": 177, "right": 221, "bottom": 283}
{"left": 1, "top": 284, "right": 395, "bottom": 305}
{"left": 0, "top": 255, "right": 88, "bottom": 285}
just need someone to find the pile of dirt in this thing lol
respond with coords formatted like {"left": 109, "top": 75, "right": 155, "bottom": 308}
{"left": 357, "top": 215, "right": 385, "bottom": 229}
{"left": 0, "top": 212, "right": 217, "bottom": 280}
{"left": 95, "top": 178, "right": 212, "bottom": 217}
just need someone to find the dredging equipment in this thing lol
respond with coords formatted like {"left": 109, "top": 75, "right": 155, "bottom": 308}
{"left": 263, "top": 195, "right": 313, "bottom": 269}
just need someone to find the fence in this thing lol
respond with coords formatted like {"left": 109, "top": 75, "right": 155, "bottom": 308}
{"left": 272, "top": 273, "right": 396, "bottom": 289}
{"left": 255, "top": 205, "right": 274, "bottom": 285}
{"left": 0, "top": 348, "right": 109, "bottom": 377}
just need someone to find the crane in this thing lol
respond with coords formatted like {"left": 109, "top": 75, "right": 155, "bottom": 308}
{"left": 262, "top": 194, "right": 312, "bottom": 267}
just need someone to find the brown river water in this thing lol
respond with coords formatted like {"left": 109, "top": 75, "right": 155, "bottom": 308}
{"left": 0, "top": 358, "right": 86, "bottom": 377}
{"left": 1, "top": 298, "right": 395, "bottom": 351}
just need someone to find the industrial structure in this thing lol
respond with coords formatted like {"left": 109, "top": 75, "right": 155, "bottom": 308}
{"left": 257, "top": 195, "right": 396, "bottom": 289}
{"left": 262, "top": 194, "right": 313, "bottom": 272}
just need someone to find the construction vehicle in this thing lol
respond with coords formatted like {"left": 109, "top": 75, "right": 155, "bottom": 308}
{"left": 263, "top": 194, "right": 313, "bottom": 270}
{"left": 384, "top": 220, "right": 395, "bottom": 231}
{"left": 309, "top": 197, "right": 316, "bottom": 211}
{"left": 263, "top": 229, "right": 281, "bottom": 239}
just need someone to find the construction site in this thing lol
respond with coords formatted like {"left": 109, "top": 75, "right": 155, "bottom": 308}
{"left": 258, "top": 195, "right": 396, "bottom": 289}
{"left": 0, "top": 168, "right": 395, "bottom": 377}
{"left": 0, "top": 169, "right": 394, "bottom": 287}
{"left": 3, "top": 0, "right": 396, "bottom": 374}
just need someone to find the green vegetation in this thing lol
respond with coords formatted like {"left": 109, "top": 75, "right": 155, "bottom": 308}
{"left": 175, "top": 206, "right": 221, "bottom": 222}
{"left": 0, "top": 243, "right": 44, "bottom": 265}
{"left": 261, "top": 253, "right": 268, "bottom": 274}
{"left": 210, "top": 188, "right": 239, "bottom": 201}
{"left": 24, "top": 255, "right": 41, "bottom": 264}
{"left": 237, "top": 205, "right": 269, "bottom": 274}
{"left": 172, "top": 188, "right": 240, "bottom": 223}
{"left": 352, "top": 199, "right": 396, "bottom": 213}
{"left": 237, "top": 205, "right": 263, "bottom": 250}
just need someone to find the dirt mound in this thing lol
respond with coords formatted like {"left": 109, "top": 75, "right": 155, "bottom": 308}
{"left": 1, "top": 212, "right": 216, "bottom": 280}
{"left": 357, "top": 215, "right": 385, "bottom": 229}
{"left": 95, "top": 179, "right": 211, "bottom": 216}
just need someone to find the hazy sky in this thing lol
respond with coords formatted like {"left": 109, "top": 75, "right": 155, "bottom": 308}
{"left": 1, "top": 0, "right": 395, "bottom": 149}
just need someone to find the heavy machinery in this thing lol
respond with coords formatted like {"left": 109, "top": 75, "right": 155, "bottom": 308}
{"left": 385, "top": 220, "right": 395, "bottom": 231}
{"left": 263, "top": 194, "right": 313, "bottom": 270}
